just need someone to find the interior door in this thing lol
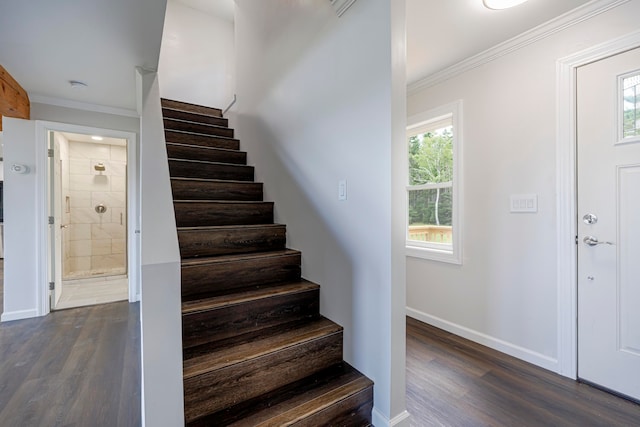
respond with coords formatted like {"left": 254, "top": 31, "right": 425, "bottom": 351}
{"left": 577, "top": 47, "right": 640, "bottom": 401}
{"left": 48, "top": 131, "right": 63, "bottom": 309}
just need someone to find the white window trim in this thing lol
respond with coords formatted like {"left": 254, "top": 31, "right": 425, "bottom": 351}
{"left": 406, "top": 100, "right": 463, "bottom": 265}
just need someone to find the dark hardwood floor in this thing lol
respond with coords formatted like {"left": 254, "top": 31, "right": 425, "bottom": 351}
{"left": 407, "top": 317, "right": 640, "bottom": 426}
{"left": 0, "top": 269, "right": 140, "bottom": 427}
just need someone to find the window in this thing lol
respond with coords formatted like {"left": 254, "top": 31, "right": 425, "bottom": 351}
{"left": 406, "top": 100, "right": 462, "bottom": 264}
{"left": 619, "top": 70, "right": 640, "bottom": 143}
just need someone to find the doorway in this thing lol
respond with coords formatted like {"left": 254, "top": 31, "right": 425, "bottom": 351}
{"left": 576, "top": 47, "right": 640, "bottom": 401}
{"left": 35, "top": 121, "right": 139, "bottom": 314}
{"left": 48, "top": 130, "right": 129, "bottom": 310}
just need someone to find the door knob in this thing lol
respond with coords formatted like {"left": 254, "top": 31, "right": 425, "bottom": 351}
{"left": 583, "top": 236, "right": 614, "bottom": 246}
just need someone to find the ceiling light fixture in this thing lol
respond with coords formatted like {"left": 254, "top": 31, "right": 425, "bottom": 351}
{"left": 91, "top": 136, "right": 103, "bottom": 141}
{"left": 483, "top": 0, "right": 529, "bottom": 10}
{"left": 68, "top": 80, "right": 88, "bottom": 89}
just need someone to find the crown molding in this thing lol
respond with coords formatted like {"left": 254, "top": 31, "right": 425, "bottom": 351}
{"left": 29, "top": 94, "right": 139, "bottom": 118}
{"left": 408, "top": 0, "right": 630, "bottom": 95}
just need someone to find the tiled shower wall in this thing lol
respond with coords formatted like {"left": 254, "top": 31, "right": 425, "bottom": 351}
{"left": 64, "top": 141, "right": 127, "bottom": 278}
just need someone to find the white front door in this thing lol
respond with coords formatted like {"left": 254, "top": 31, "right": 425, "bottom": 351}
{"left": 577, "top": 46, "right": 640, "bottom": 401}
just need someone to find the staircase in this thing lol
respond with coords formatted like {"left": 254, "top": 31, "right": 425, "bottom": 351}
{"left": 161, "top": 98, "right": 374, "bottom": 426}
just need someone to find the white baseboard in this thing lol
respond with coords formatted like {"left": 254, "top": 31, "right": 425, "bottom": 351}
{"left": 406, "top": 307, "right": 558, "bottom": 372}
{"left": 372, "top": 408, "right": 411, "bottom": 427}
{"left": 1, "top": 308, "right": 39, "bottom": 322}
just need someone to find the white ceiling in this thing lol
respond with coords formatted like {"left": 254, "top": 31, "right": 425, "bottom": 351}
{"left": 0, "top": 0, "right": 168, "bottom": 113}
{"left": 406, "top": 0, "right": 592, "bottom": 85}
{"left": 0, "top": 0, "right": 612, "bottom": 114}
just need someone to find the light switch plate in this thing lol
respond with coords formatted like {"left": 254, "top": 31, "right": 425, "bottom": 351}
{"left": 510, "top": 194, "right": 537, "bottom": 213}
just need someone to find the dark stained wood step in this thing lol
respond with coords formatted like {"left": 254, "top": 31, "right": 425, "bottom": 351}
{"left": 162, "top": 108, "right": 228, "bottom": 127}
{"left": 181, "top": 281, "right": 320, "bottom": 349}
{"left": 169, "top": 159, "right": 254, "bottom": 181}
{"left": 161, "top": 98, "right": 222, "bottom": 117}
{"left": 178, "top": 224, "right": 286, "bottom": 258}
{"left": 165, "top": 130, "right": 239, "bottom": 150}
{"left": 164, "top": 118, "right": 234, "bottom": 138}
{"left": 173, "top": 201, "right": 273, "bottom": 228}
{"left": 166, "top": 143, "right": 246, "bottom": 165}
{"left": 181, "top": 249, "right": 301, "bottom": 299}
{"left": 190, "top": 363, "right": 373, "bottom": 427}
{"left": 171, "top": 178, "right": 263, "bottom": 202}
{"left": 182, "top": 317, "right": 343, "bottom": 423}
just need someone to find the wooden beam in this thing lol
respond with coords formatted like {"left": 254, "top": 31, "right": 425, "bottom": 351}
{"left": 0, "top": 64, "right": 31, "bottom": 131}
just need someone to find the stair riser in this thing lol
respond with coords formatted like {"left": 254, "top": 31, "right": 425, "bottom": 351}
{"left": 166, "top": 144, "right": 246, "bottom": 164}
{"left": 162, "top": 108, "right": 228, "bottom": 127}
{"left": 181, "top": 253, "right": 301, "bottom": 299}
{"left": 178, "top": 226, "right": 286, "bottom": 258}
{"left": 169, "top": 160, "right": 254, "bottom": 181}
{"left": 184, "top": 332, "right": 344, "bottom": 423}
{"left": 171, "top": 180, "right": 263, "bottom": 202}
{"left": 295, "top": 387, "right": 374, "bottom": 427}
{"left": 164, "top": 118, "right": 234, "bottom": 138}
{"left": 174, "top": 202, "right": 274, "bottom": 228}
{"left": 165, "top": 130, "right": 239, "bottom": 150}
{"left": 182, "top": 289, "right": 320, "bottom": 349}
{"left": 161, "top": 99, "right": 222, "bottom": 117}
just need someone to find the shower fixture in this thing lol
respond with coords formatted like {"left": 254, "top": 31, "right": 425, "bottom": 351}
{"left": 94, "top": 162, "right": 106, "bottom": 172}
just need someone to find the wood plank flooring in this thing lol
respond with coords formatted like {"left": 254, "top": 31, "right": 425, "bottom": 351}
{"left": 407, "top": 317, "right": 640, "bottom": 427}
{"left": 0, "top": 289, "right": 140, "bottom": 426}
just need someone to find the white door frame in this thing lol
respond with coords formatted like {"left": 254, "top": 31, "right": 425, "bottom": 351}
{"left": 35, "top": 121, "right": 140, "bottom": 315}
{"left": 556, "top": 29, "right": 640, "bottom": 379}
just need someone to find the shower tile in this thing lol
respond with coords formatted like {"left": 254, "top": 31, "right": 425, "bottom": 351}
{"left": 66, "top": 256, "right": 91, "bottom": 276}
{"left": 92, "top": 254, "right": 125, "bottom": 270}
{"left": 91, "top": 191, "right": 125, "bottom": 208}
{"left": 112, "top": 239, "right": 126, "bottom": 254}
{"left": 70, "top": 174, "right": 110, "bottom": 192}
{"left": 109, "top": 161, "right": 127, "bottom": 177}
{"left": 70, "top": 207, "right": 99, "bottom": 224}
{"left": 67, "top": 223, "right": 91, "bottom": 241}
{"left": 92, "top": 223, "right": 122, "bottom": 239}
{"left": 91, "top": 239, "right": 112, "bottom": 256}
{"left": 69, "top": 158, "right": 90, "bottom": 175}
{"left": 69, "top": 191, "right": 91, "bottom": 208}
{"left": 68, "top": 240, "right": 91, "bottom": 257}
{"left": 111, "top": 145, "right": 127, "bottom": 161}
{"left": 111, "top": 176, "right": 126, "bottom": 191}
{"left": 69, "top": 141, "right": 110, "bottom": 159}
{"left": 111, "top": 206, "right": 126, "bottom": 223}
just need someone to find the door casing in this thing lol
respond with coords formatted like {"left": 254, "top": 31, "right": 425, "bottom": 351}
{"left": 556, "top": 29, "right": 640, "bottom": 379}
{"left": 35, "top": 121, "right": 140, "bottom": 315}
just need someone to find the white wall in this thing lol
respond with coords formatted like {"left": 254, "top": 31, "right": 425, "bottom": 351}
{"left": 233, "top": 0, "right": 407, "bottom": 425}
{"left": 406, "top": 1, "right": 640, "bottom": 372}
{"left": 137, "top": 69, "right": 184, "bottom": 427}
{"left": 1, "top": 105, "right": 139, "bottom": 321}
{"left": 158, "top": 0, "right": 235, "bottom": 109}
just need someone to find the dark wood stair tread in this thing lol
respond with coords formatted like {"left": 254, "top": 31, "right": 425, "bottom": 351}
{"left": 177, "top": 223, "right": 284, "bottom": 232}
{"left": 171, "top": 178, "right": 264, "bottom": 202}
{"left": 182, "top": 280, "right": 319, "bottom": 315}
{"left": 166, "top": 143, "right": 246, "bottom": 164}
{"left": 164, "top": 117, "right": 234, "bottom": 138}
{"left": 219, "top": 363, "right": 373, "bottom": 426}
{"left": 183, "top": 317, "right": 342, "bottom": 379}
{"left": 161, "top": 98, "right": 223, "bottom": 117}
{"left": 181, "top": 248, "right": 299, "bottom": 268}
{"left": 165, "top": 130, "right": 240, "bottom": 150}
{"left": 162, "top": 107, "right": 228, "bottom": 127}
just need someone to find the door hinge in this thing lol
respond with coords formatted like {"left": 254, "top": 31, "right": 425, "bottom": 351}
{"left": 575, "top": 235, "right": 579, "bottom": 245}
{"left": 48, "top": 216, "right": 55, "bottom": 225}
{"left": 49, "top": 282, "right": 55, "bottom": 290}
{"left": 48, "top": 148, "right": 54, "bottom": 158}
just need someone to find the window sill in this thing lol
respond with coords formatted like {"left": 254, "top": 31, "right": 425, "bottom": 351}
{"left": 406, "top": 245, "right": 462, "bottom": 265}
